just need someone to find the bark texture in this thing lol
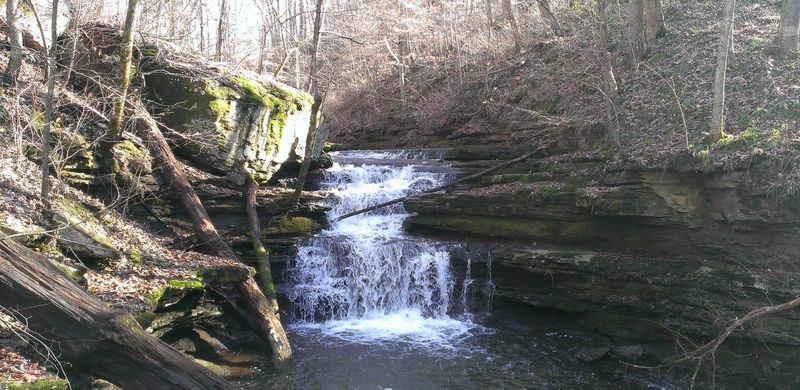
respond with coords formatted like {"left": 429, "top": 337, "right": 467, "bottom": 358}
{"left": 643, "top": 0, "right": 666, "bottom": 42}
{"left": 0, "top": 235, "right": 232, "bottom": 390}
{"left": 629, "top": 0, "right": 645, "bottom": 61}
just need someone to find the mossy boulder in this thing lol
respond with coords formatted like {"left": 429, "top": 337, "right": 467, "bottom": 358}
{"left": 141, "top": 52, "right": 318, "bottom": 184}
{"left": 49, "top": 198, "right": 121, "bottom": 264}
{"left": 263, "top": 216, "right": 319, "bottom": 237}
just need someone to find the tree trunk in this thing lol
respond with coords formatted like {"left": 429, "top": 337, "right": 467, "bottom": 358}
{"left": 643, "top": 0, "right": 665, "bottom": 42}
{"left": 0, "top": 236, "right": 233, "bottom": 389}
{"left": 290, "top": 0, "right": 326, "bottom": 207}
{"left": 199, "top": 1, "right": 206, "bottom": 54}
{"left": 243, "top": 176, "right": 291, "bottom": 364}
{"left": 595, "top": 0, "right": 622, "bottom": 148}
{"left": 109, "top": 0, "right": 140, "bottom": 139}
{"left": 3, "top": 0, "right": 23, "bottom": 87}
{"left": 778, "top": 0, "right": 800, "bottom": 52}
{"left": 215, "top": 0, "right": 227, "bottom": 62}
{"left": 709, "top": 0, "right": 736, "bottom": 142}
{"left": 502, "top": 0, "right": 525, "bottom": 59}
{"left": 40, "top": 0, "right": 59, "bottom": 201}
{"left": 134, "top": 110, "right": 292, "bottom": 366}
{"left": 629, "top": 0, "right": 645, "bottom": 62}
{"left": 537, "top": 0, "right": 563, "bottom": 36}
{"left": 485, "top": 0, "right": 494, "bottom": 41}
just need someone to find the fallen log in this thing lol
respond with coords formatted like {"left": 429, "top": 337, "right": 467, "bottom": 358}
{"left": 243, "top": 172, "right": 292, "bottom": 364}
{"left": 135, "top": 109, "right": 292, "bottom": 366}
{"left": 0, "top": 235, "right": 232, "bottom": 390}
{"left": 335, "top": 150, "right": 539, "bottom": 221}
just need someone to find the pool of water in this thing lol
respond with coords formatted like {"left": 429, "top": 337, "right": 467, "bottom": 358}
{"left": 236, "top": 150, "right": 685, "bottom": 389}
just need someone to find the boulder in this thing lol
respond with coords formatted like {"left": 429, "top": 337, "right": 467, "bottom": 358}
{"left": 141, "top": 51, "right": 319, "bottom": 184}
{"left": 611, "top": 345, "right": 645, "bottom": 361}
{"left": 49, "top": 210, "right": 121, "bottom": 265}
{"left": 574, "top": 347, "right": 610, "bottom": 363}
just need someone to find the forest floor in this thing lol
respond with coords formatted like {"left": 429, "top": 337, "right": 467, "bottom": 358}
{"left": 328, "top": 1, "right": 799, "bottom": 195}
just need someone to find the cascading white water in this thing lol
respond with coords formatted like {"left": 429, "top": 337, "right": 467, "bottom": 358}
{"left": 287, "top": 150, "right": 475, "bottom": 344}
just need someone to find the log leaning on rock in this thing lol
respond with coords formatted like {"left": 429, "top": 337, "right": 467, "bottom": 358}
{"left": 135, "top": 110, "right": 292, "bottom": 366}
{"left": 0, "top": 235, "right": 233, "bottom": 390}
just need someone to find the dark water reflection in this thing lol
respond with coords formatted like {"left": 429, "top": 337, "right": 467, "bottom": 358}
{"left": 236, "top": 304, "right": 682, "bottom": 390}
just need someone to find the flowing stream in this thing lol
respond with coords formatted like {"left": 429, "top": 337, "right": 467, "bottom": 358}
{"left": 239, "top": 150, "right": 682, "bottom": 390}
{"left": 286, "top": 149, "right": 477, "bottom": 344}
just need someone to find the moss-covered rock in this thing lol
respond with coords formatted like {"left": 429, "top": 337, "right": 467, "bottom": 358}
{"left": 49, "top": 198, "right": 121, "bottom": 264}
{"left": 141, "top": 53, "right": 318, "bottom": 184}
{"left": 263, "top": 216, "right": 319, "bottom": 237}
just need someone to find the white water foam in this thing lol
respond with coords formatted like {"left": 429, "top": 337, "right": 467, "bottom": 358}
{"left": 287, "top": 151, "right": 480, "bottom": 346}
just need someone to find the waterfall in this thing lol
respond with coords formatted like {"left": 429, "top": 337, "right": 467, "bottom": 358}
{"left": 287, "top": 150, "right": 475, "bottom": 344}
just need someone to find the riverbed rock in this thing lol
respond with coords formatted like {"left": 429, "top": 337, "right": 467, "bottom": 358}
{"left": 611, "top": 345, "right": 645, "bottom": 361}
{"left": 575, "top": 347, "right": 610, "bottom": 363}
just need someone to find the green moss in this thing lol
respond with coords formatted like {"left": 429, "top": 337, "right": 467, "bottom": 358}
{"left": 144, "top": 286, "right": 166, "bottom": 307}
{"left": 117, "top": 140, "right": 145, "bottom": 158}
{"left": 263, "top": 216, "right": 319, "bottom": 236}
{"left": 50, "top": 260, "right": 85, "bottom": 282}
{"left": 168, "top": 279, "right": 205, "bottom": 289}
{"left": 2, "top": 378, "right": 69, "bottom": 390}
{"left": 60, "top": 196, "right": 91, "bottom": 220}
{"left": 134, "top": 312, "right": 157, "bottom": 328}
{"left": 129, "top": 249, "right": 144, "bottom": 266}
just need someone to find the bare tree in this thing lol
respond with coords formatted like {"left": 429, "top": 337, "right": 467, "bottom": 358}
{"left": 215, "top": 0, "right": 228, "bottom": 61}
{"left": 109, "top": 0, "right": 141, "bottom": 139}
{"left": 485, "top": 0, "right": 494, "bottom": 41}
{"left": 290, "top": 0, "right": 326, "bottom": 207}
{"left": 594, "top": 0, "right": 622, "bottom": 148}
{"left": 41, "top": 0, "right": 60, "bottom": 202}
{"left": 502, "top": 0, "right": 525, "bottom": 59}
{"left": 778, "top": 0, "right": 800, "bottom": 52}
{"left": 709, "top": 0, "right": 736, "bottom": 142}
{"left": 3, "top": 0, "right": 23, "bottom": 87}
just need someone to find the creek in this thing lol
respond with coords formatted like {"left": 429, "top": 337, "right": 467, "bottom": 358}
{"left": 238, "top": 150, "right": 685, "bottom": 390}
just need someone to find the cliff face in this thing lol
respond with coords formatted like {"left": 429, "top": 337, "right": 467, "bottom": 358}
{"left": 405, "top": 146, "right": 800, "bottom": 345}
{"left": 141, "top": 60, "right": 317, "bottom": 184}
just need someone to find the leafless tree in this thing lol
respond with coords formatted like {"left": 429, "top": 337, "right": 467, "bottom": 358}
{"left": 709, "top": 0, "right": 736, "bottom": 142}
{"left": 3, "top": 0, "right": 23, "bottom": 86}
{"left": 41, "top": 0, "right": 60, "bottom": 202}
